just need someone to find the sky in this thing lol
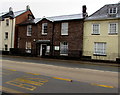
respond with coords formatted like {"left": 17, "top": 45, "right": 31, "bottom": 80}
{"left": 0, "top": 0, "right": 119, "bottom": 18}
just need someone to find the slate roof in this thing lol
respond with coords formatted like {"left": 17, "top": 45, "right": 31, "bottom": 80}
{"left": 86, "top": 3, "right": 120, "bottom": 20}
{"left": 46, "top": 13, "right": 83, "bottom": 22}
{"left": 0, "top": 12, "right": 7, "bottom": 17}
{"left": 19, "top": 13, "right": 83, "bottom": 25}
{"left": 32, "top": 13, "right": 83, "bottom": 24}
{"left": 0, "top": 10, "right": 27, "bottom": 18}
{"left": 14, "top": 10, "right": 27, "bottom": 17}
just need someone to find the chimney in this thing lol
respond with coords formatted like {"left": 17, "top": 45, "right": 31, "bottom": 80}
{"left": 26, "top": 5, "right": 30, "bottom": 11}
{"left": 9, "top": 7, "right": 13, "bottom": 12}
{"left": 82, "top": 5, "right": 88, "bottom": 18}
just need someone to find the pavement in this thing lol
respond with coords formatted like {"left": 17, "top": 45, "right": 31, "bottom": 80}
{"left": 1, "top": 55, "right": 119, "bottom": 67}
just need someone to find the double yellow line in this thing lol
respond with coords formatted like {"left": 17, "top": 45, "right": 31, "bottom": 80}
{"left": 52, "top": 77, "right": 73, "bottom": 82}
{"left": 91, "top": 83, "right": 114, "bottom": 88}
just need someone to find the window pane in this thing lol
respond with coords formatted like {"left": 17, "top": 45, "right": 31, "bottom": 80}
{"left": 5, "top": 45, "right": 8, "bottom": 51}
{"left": 6, "top": 19, "right": 9, "bottom": 26}
{"left": 61, "top": 23, "right": 68, "bottom": 35}
{"left": 26, "top": 42, "right": 31, "bottom": 53}
{"left": 92, "top": 24, "right": 100, "bottom": 34}
{"left": 26, "top": 42, "right": 31, "bottom": 49}
{"left": 94, "top": 43, "right": 106, "bottom": 55}
{"left": 42, "top": 23, "right": 48, "bottom": 34}
{"left": 27, "top": 25, "right": 32, "bottom": 36}
{"left": 109, "top": 23, "right": 117, "bottom": 34}
{"left": 5, "top": 32, "right": 8, "bottom": 39}
{"left": 60, "top": 42, "right": 68, "bottom": 55}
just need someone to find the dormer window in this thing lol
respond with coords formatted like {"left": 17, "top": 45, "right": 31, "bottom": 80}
{"left": 109, "top": 7, "right": 117, "bottom": 14}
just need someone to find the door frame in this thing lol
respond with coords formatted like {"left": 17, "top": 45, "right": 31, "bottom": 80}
{"left": 40, "top": 44, "right": 47, "bottom": 56}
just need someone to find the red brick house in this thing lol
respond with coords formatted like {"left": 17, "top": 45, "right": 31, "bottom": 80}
{"left": 14, "top": 5, "right": 34, "bottom": 48}
{"left": 18, "top": 5, "right": 87, "bottom": 58}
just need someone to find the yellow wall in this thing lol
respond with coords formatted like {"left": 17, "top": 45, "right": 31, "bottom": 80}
{"left": 83, "top": 19, "right": 119, "bottom": 61}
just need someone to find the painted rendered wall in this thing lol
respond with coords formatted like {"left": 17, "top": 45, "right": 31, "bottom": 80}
{"left": 83, "top": 19, "right": 119, "bottom": 61}
{"left": 1, "top": 18, "right": 15, "bottom": 51}
{"left": 0, "top": 21, "right": 2, "bottom": 51}
{"left": 118, "top": 19, "right": 120, "bottom": 58}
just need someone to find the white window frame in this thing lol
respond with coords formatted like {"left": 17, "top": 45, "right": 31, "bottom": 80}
{"left": 42, "top": 23, "right": 48, "bottom": 35}
{"left": 109, "top": 7, "right": 117, "bottom": 14}
{"left": 5, "top": 32, "right": 8, "bottom": 40}
{"left": 109, "top": 23, "right": 118, "bottom": 34}
{"left": 92, "top": 24, "right": 100, "bottom": 34}
{"left": 25, "top": 42, "right": 31, "bottom": 53}
{"left": 27, "top": 25, "right": 32, "bottom": 36}
{"left": 6, "top": 19, "right": 9, "bottom": 26}
{"left": 46, "top": 46, "right": 50, "bottom": 55}
{"left": 61, "top": 22, "right": 68, "bottom": 35}
{"left": 60, "top": 42, "right": 68, "bottom": 55}
{"left": 4, "top": 44, "right": 8, "bottom": 51}
{"left": 94, "top": 42, "right": 106, "bottom": 55}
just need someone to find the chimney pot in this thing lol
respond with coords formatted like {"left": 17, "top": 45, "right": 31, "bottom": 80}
{"left": 9, "top": 7, "right": 13, "bottom": 12}
{"left": 26, "top": 5, "right": 30, "bottom": 11}
{"left": 82, "top": 5, "right": 88, "bottom": 18}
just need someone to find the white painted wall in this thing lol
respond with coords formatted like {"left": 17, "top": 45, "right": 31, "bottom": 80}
{"left": 1, "top": 18, "right": 15, "bottom": 51}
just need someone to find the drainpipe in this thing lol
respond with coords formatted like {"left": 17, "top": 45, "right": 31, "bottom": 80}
{"left": 51, "top": 22, "right": 55, "bottom": 56}
{"left": 11, "top": 19, "right": 13, "bottom": 49}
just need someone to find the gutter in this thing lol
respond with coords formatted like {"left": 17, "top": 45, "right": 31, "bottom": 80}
{"left": 10, "top": 18, "right": 14, "bottom": 49}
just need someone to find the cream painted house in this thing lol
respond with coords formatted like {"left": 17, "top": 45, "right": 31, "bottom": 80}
{"left": 0, "top": 10, "right": 15, "bottom": 52}
{"left": 83, "top": 3, "right": 120, "bottom": 61}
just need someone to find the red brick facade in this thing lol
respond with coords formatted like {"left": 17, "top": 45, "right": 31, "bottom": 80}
{"left": 14, "top": 10, "right": 33, "bottom": 48}
{"left": 53, "top": 20, "right": 84, "bottom": 57}
{"left": 18, "top": 18, "right": 84, "bottom": 58}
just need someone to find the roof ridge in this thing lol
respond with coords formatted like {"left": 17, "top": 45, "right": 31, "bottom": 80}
{"left": 46, "top": 13, "right": 82, "bottom": 18}
{"left": 14, "top": 9, "right": 26, "bottom": 13}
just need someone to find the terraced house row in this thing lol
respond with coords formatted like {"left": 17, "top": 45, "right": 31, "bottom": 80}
{"left": 0, "top": 3, "right": 120, "bottom": 62}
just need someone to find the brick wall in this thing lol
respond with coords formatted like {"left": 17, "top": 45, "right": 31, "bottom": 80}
{"left": 14, "top": 10, "right": 33, "bottom": 48}
{"left": 18, "top": 19, "right": 84, "bottom": 58}
{"left": 53, "top": 20, "right": 84, "bottom": 57}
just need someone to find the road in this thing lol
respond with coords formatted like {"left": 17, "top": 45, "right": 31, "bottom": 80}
{"left": 0, "top": 56, "right": 119, "bottom": 94}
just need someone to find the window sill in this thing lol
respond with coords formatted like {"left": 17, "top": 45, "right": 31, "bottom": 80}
{"left": 27, "top": 35, "right": 32, "bottom": 37}
{"left": 91, "top": 34, "right": 100, "bottom": 35}
{"left": 61, "top": 34, "right": 68, "bottom": 36}
{"left": 60, "top": 54, "right": 68, "bottom": 56}
{"left": 42, "top": 33, "right": 47, "bottom": 35}
{"left": 93, "top": 53, "right": 107, "bottom": 56}
{"left": 108, "top": 33, "right": 118, "bottom": 35}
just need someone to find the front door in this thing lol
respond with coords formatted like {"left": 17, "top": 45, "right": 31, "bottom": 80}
{"left": 42, "top": 45, "right": 47, "bottom": 56}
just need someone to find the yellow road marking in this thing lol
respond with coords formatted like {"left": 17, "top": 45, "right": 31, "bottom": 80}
{"left": 91, "top": 83, "right": 114, "bottom": 88}
{"left": 52, "top": 77, "right": 72, "bottom": 82}
{"left": 16, "top": 78, "right": 44, "bottom": 86}
{"left": 6, "top": 80, "right": 36, "bottom": 91}
{"left": 26, "top": 72, "right": 40, "bottom": 75}
{"left": 0, "top": 86, "right": 26, "bottom": 94}
{"left": 5, "top": 77, "right": 48, "bottom": 91}
{"left": 7, "top": 69, "right": 16, "bottom": 71}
